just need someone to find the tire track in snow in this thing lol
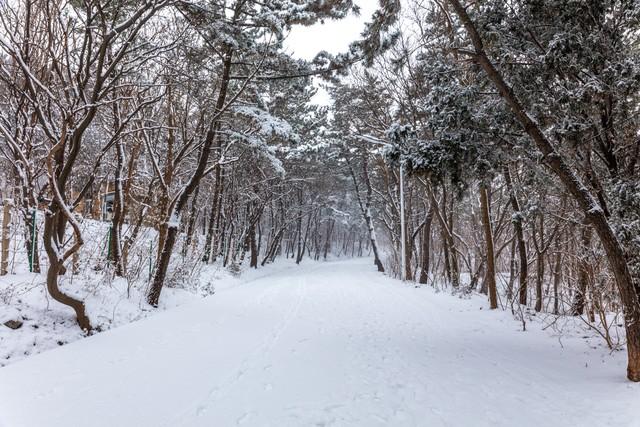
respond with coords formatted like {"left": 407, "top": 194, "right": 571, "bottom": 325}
{"left": 2, "top": 259, "right": 636, "bottom": 427}
{"left": 167, "top": 263, "right": 316, "bottom": 426}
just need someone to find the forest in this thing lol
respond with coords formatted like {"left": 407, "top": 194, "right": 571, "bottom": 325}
{"left": 0, "top": 2, "right": 640, "bottom": 420}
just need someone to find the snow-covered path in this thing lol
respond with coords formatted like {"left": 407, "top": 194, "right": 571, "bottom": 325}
{"left": 0, "top": 259, "right": 637, "bottom": 427}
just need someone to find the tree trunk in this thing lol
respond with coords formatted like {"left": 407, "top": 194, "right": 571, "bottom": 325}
{"left": 503, "top": 166, "right": 528, "bottom": 305}
{"left": 249, "top": 222, "right": 258, "bottom": 268}
{"left": 203, "top": 168, "right": 223, "bottom": 263}
{"left": 109, "top": 136, "right": 126, "bottom": 276}
{"left": 147, "top": 47, "right": 234, "bottom": 306}
{"left": 43, "top": 212, "right": 92, "bottom": 331}
{"left": 535, "top": 250, "right": 545, "bottom": 312}
{"left": 346, "top": 149, "right": 384, "bottom": 272}
{"left": 323, "top": 220, "right": 334, "bottom": 260}
{"left": 122, "top": 183, "right": 154, "bottom": 271}
{"left": 403, "top": 188, "right": 413, "bottom": 281}
{"left": 448, "top": 0, "right": 640, "bottom": 380}
{"left": 418, "top": 207, "right": 434, "bottom": 284}
{"left": 442, "top": 229, "right": 452, "bottom": 284}
{"left": 426, "top": 184, "right": 459, "bottom": 287}
{"left": 297, "top": 212, "right": 313, "bottom": 264}
{"left": 480, "top": 183, "right": 498, "bottom": 309}
{"left": 1, "top": 200, "right": 11, "bottom": 276}
{"left": 446, "top": 197, "right": 460, "bottom": 287}
{"left": 182, "top": 186, "right": 200, "bottom": 256}
{"left": 507, "top": 237, "right": 516, "bottom": 300}
{"left": 552, "top": 243, "right": 562, "bottom": 315}
{"left": 295, "top": 192, "right": 304, "bottom": 264}
{"left": 534, "top": 213, "right": 545, "bottom": 312}
{"left": 572, "top": 225, "right": 592, "bottom": 315}
{"left": 262, "top": 227, "right": 284, "bottom": 266}
{"left": 20, "top": 197, "right": 40, "bottom": 273}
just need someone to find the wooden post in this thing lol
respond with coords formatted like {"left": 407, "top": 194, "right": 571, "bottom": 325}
{"left": 1, "top": 199, "right": 12, "bottom": 276}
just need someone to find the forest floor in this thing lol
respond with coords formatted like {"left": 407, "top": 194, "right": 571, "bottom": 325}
{"left": 0, "top": 258, "right": 638, "bottom": 427}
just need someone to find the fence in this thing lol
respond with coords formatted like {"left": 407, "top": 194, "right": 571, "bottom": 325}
{"left": 0, "top": 202, "right": 169, "bottom": 288}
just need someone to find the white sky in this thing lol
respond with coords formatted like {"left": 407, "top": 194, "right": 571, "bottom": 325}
{"left": 284, "top": 1, "right": 379, "bottom": 61}
{"left": 283, "top": 1, "right": 380, "bottom": 104}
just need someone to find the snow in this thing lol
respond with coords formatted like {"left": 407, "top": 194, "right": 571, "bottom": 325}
{"left": 0, "top": 258, "right": 638, "bottom": 427}
{"left": 0, "top": 257, "right": 304, "bottom": 368}
{"left": 0, "top": 214, "right": 308, "bottom": 367}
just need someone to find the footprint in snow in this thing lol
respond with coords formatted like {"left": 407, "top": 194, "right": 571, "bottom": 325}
{"left": 237, "top": 412, "right": 253, "bottom": 425}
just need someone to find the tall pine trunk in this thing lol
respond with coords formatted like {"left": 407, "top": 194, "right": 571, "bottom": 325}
{"left": 480, "top": 183, "right": 498, "bottom": 309}
{"left": 504, "top": 166, "right": 528, "bottom": 305}
{"left": 418, "top": 207, "right": 434, "bottom": 284}
{"left": 147, "top": 47, "right": 234, "bottom": 307}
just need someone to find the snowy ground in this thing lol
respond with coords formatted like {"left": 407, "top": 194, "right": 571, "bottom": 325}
{"left": 0, "top": 258, "right": 302, "bottom": 367}
{"left": 0, "top": 258, "right": 638, "bottom": 427}
{"left": 0, "top": 215, "right": 310, "bottom": 367}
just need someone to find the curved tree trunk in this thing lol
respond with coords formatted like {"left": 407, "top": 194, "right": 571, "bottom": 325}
{"left": 447, "top": 0, "right": 640, "bottom": 380}
{"left": 43, "top": 213, "right": 92, "bottom": 331}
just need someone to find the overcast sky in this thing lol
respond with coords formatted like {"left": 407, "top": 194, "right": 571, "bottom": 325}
{"left": 283, "top": 1, "right": 380, "bottom": 104}
{"left": 284, "top": 2, "right": 379, "bottom": 61}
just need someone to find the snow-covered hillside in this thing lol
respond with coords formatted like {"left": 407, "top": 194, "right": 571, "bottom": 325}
{"left": 0, "top": 258, "right": 637, "bottom": 427}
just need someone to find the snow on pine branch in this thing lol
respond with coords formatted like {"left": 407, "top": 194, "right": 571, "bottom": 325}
{"left": 233, "top": 106, "right": 299, "bottom": 142}
{"left": 230, "top": 105, "right": 303, "bottom": 175}
{"left": 229, "top": 131, "right": 286, "bottom": 176}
